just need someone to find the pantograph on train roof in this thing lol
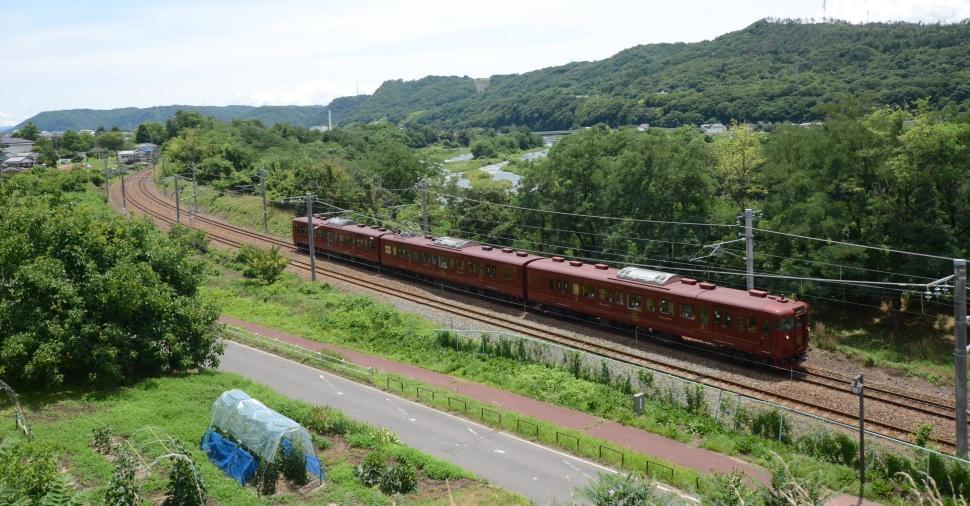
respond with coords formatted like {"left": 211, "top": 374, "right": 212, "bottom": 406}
{"left": 432, "top": 236, "right": 474, "bottom": 249}
{"left": 616, "top": 266, "right": 679, "bottom": 286}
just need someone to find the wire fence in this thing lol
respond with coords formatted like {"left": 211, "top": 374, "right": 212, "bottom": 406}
{"left": 436, "top": 327, "right": 970, "bottom": 482}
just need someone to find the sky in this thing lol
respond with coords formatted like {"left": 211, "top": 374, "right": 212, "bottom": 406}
{"left": 2, "top": 0, "right": 969, "bottom": 126}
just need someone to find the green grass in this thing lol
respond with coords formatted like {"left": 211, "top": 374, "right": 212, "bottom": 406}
{"left": 156, "top": 177, "right": 297, "bottom": 238}
{"left": 0, "top": 372, "right": 525, "bottom": 505}
{"left": 203, "top": 264, "right": 926, "bottom": 504}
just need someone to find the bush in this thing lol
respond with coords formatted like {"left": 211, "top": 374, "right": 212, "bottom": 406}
{"left": 355, "top": 451, "right": 387, "bottom": 487}
{"left": 701, "top": 470, "right": 758, "bottom": 506}
{"left": 470, "top": 139, "right": 497, "bottom": 159}
{"left": 257, "top": 458, "right": 280, "bottom": 496}
{"left": 750, "top": 408, "right": 791, "bottom": 443}
{"left": 684, "top": 383, "right": 708, "bottom": 415}
{"left": 104, "top": 447, "right": 139, "bottom": 506}
{"left": 91, "top": 426, "right": 113, "bottom": 454}
{"left": 163, "top": 452, "right": 207, "bottom": 506}
{"left": 0, "top": 437, "right": 68, "bottom": 504}
{"left": 580, "top": 472, "right": 669, "bottom": 505}
{"left": 237, "top": 245, "right": 288, "bottom": 284}
{"left": 307, "top": 406, "right": 351, "bottom": 435}
{"left": 798, "top": 430, "right": 858, "bottom": 466}
{"left": 379, "top": 463, "right": 417, "bottom": 495}
{"left": 280, "top": 440, "right": 308, "bottom": 486}
{"left": 168, "top": 224, "right": 209, "bottom": 253}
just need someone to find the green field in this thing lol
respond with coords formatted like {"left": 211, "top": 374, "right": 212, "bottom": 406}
{"left": 0, "top": 371, "right": 525, "bottom": 505}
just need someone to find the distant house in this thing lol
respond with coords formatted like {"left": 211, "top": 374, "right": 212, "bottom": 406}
{"left": 309, "top": 125, "right": 329, "bottom": 132}
{"left": 117, "top": 150, "right": 136, "bottom": 164}
{"left": 134, "top": 143, "right": 157, "bottom": 159}
{"left": 637, "top": 123, "right": 650, "bottom": 132}
{"left": 701, "top": 123, "right": 728, "bottom": 135}
{"left": 2, "top": 152, "right": 39, "bottom": 169}
{"left": 79, "top": 129, "right": 95, "bottom": 136}
{"left": 1, "top": 136, "right": 35, "bottom": 155}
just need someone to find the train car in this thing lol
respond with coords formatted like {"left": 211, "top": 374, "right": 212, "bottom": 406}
{"left": 292, "top": 216, "right": 389, "bottom": 264}
{"left": 379, "top": 233, "right": 543, "bottom": 300}
{"left": 526, "top": 257, "right": 809, "bottom": 363}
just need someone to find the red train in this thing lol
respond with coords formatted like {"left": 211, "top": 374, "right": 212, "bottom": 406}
{"left": 293, "top": 216, "right": 809, "bottom": 363}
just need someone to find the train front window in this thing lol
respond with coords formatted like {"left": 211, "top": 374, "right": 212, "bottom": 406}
{"left": 775, "top": 318, "right": 794, "bottom": 331}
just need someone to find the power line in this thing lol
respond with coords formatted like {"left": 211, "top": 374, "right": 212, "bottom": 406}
{"left": 752, "top": 227, "right": 957, "bottom": 261}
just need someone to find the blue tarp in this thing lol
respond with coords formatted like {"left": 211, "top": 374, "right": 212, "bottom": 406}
{"left": 281, "top": 437, "right": 326, "bottom": 481}
{"left": 200, "top": 429, "right": 258, "bottom": 485}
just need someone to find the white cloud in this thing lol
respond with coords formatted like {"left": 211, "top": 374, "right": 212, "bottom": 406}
{"left": 820, "top": 0, "right": 970, "bottom": 22}
{"left": 0, "top": 112, "right": 24, "bottom": 126}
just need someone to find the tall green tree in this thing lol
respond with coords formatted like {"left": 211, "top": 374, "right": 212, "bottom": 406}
{"left": 713, "top": 120, "right": 766, "bottom": 211}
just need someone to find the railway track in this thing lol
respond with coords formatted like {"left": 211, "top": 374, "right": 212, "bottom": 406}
{"left": 120, "top": 170, "right": 962, "bottom": 451}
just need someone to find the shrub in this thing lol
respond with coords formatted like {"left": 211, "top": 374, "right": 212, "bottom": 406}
{"left": 701, "top": 470, "right": 758, "bottom": 506}
{"left": 684, "top": 383, "right": 708, "bottom": 415}
{"left": 308, "top": 406, "right": 351, "bottom": 435}
{"left": 257, "top": 458, "right": 280, "bottom": 496}
{"left": 580, "top": 472, "right": 669, "bottom": 506}
{"left": 91, "top": 426, "right": 113, "bottom": 455}
{"left": 566, "top": 352, "right": 583, "bottom": 378}
{"left": 913, "top": 423, "right": 934, "bottom": 448}
{"left": 355, "top": 451, "right": 387, "bottom": 487}
{"left": 637, "top": 369, "right": 654, "bottom": 390}
{"left": 0, "top": 437, "right": 66, "bottom": 504}
{"left": 104, "top": 447, "right": 139, "bottom": 506}
{"left": 596, "top": 360, "right": 611, "bottom": 385}
{"left": 168, "top": 224, "right": 209, "bottom": 253}
{"left": 237, "top": 244, "right": 288, "bottom": 284}
{"left": 470, "top": 139, "right": 497, "bottom": 159}
{"left": 280, "top": 440, "right": 308, "bottom": 487}
{"left": 379, "top": 463, "right": 417, "bottom": 495}
{"left": 750, "top": 408, "right": 791, "bottom": 443}
{"left": 163, "top": 452, "right": 207, "bottom": 506}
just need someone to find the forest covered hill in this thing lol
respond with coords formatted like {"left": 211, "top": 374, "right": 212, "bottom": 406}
{"left": 18, "top": 19, "right": 970, "bottom": 132}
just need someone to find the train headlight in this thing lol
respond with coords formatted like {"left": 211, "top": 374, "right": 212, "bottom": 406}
{"left": 785, "top": 335, "right": 790, "bottom": 340}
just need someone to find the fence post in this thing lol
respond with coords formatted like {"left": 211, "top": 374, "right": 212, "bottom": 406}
{"left": 713, "top": 389, "right": 723, "bottom": 423}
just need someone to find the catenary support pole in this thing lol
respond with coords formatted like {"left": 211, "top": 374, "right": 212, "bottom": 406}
{"left": 307, "top": 193, "right": 316, "bottom": 281}
{"left": 260, "top": 170, "right": 268, "bottom": 234}
{"left": 857, "top": 374, "right": 865, "bottom": 498}
{"left": 190, "top": 164, "right": 198, "bottom": 225}
{"left": 103, "top": 154, "right": 110, "bottom": 202}
{"left": 956, "top": 258, "right": 968, "bottom": 459}
{"left": 120, "top": 169, "right": 127, "bottom": 212}
{"left": 421, "top": 180, "right": 429, "bottom": 235}
{"left": 745, "top": 208, "right": 754, "bottom": 291}
{"left": 174, "top": 175, "right": 181, "bottom": 224}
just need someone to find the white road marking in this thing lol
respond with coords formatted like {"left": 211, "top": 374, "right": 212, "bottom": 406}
{"left": 493, "top": 449, "right": 506, "bottom": 454}
{"left": 467, "top": 427, "right": 479, "bottom": 436}
{"left": 563, "top": 460, "right": 581, "bottom": 472}
{"left": 318, "top": 374, "right": 343, "bottom": 395}
{"left": 384, "top": 397, "right": 414, "bottom": 421}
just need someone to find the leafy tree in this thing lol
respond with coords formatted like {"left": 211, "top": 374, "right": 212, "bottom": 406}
{"left": 135, "top": 121, "right": 166, "bottom": 144}
{"left": 0, "top": 170, "right": 222, "bottom": 388}
{"left": 96, "top": 131, "right": 126, "bottom": 151}
{"left": 470, "top": 139, "right": 497, "bottom": 158}
{"left": 13, "top": 122, "right": 39, "bottom": 141}
{"left": 713, "top": 120, "right": 766, "bottom": 211}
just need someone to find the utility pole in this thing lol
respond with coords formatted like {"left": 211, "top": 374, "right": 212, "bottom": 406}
{"left": 851, "top": 374, "right": 865, "bottom": 498}
{"left": 120, "top": 169, "right": 127, "bottom": 212}
{"left": 103, "top": 154, "right": 110, "bottom": 202}
{"left": 260, "top": 170, "right": 268, "bottom": 234}
{"left": 306, "top": 193, "right": 317, "bottom": 281}
{"left": 421, "top": 180, "right": 429, "bottom": 235}
{"left": 744, "top": 208, "right": 755, "bottom": 291}
{"left": 956, "top": 258, "right": 968, "bottom": 459}
{"left": 190, "top": 164, "right": 198, "bottom": 226}
{"left": 174, "top": 174, "right": 181, "bottom": 224}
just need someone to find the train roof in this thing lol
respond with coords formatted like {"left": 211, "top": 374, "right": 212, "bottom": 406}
{"left": 528, "top": 257, "right": 805, "bottom": 315}
{"left": 383, "top": 234, "right": 543, "bottom": 266}
{"left": 292, "top": 216, "right": 390, "bottom": 238}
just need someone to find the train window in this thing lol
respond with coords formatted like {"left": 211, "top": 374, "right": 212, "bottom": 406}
{"left": 557, "top": 280, "right": 569, "bottom": 293}
{"left": 762, "top": 320, "right": 770, "bottom": 334}
{"left": 398, "top": 247, "right": 407, "bottom": 258}
{"left": 724, "top": 312, "right": 733, "bottom": 328}
{"left": 713, "top": 309, "right": 722, "bottom": 326}
{"left": 775, "top": 318, "right": 794, "bottom": 331}
{"left": 368, "top": 237, "right": 375, "bottom": 250}
{"left": 615, "top": 293, "right": 624, "bottom": 306}
{"left": 503, "top": 269, "right": 512, "bottom": 282}
{"left": 549, "top": 279, "right": 555, "bottom": 291}
{"left": 700, "top": 308, "right": 709, "bottom": 324}
{"left": 599, "top": 288, "right": 612, "bottom": 303}
{"left": 736, "top": 316, "right": 745, "bottom": 332}
{"left": 488, "top": 265, "right": 497, "bottom": 278}
{"left": 582, "top": 284, "right": 595, "bottom": 298}
{"left": 628, "top": 294, "right": 641, "bottom": 310}
{"left": 468, "top": 262, "right": 478, "bottom": 273}
{"left": 384, "top": 245, "right": 393, "bottom": 255}
{"left": 439, "top": 256, "right": 448, "bottom": 269}
{"left": 645, "top": 298, "right": 656, "bottom": 312}
{"left": 659, "top": 299, "right": 672, "bottom": 315}
{"left": 747, "top": 317, "right": 758, "bottom": 333}
{"left": 572, "top": 283, "right": 580, "bottom": 296}
{"left": 456, "top": 260, "right": 464, "bottom": 272}
{"left": 680, "top": 304, "right": 695, "bottom": 320}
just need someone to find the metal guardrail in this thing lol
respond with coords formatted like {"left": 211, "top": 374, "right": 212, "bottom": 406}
{"left": 223, "top": 326, "right": 374, "bottom": 382}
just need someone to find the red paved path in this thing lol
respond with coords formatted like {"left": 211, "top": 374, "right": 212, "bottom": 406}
{"left": 220, "top": 316, "right": 883, "bottom": 505}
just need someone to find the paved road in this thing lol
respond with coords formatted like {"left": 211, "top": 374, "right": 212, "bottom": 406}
{"left": 220, "top": 341, "right": 615, "bottom": 504}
